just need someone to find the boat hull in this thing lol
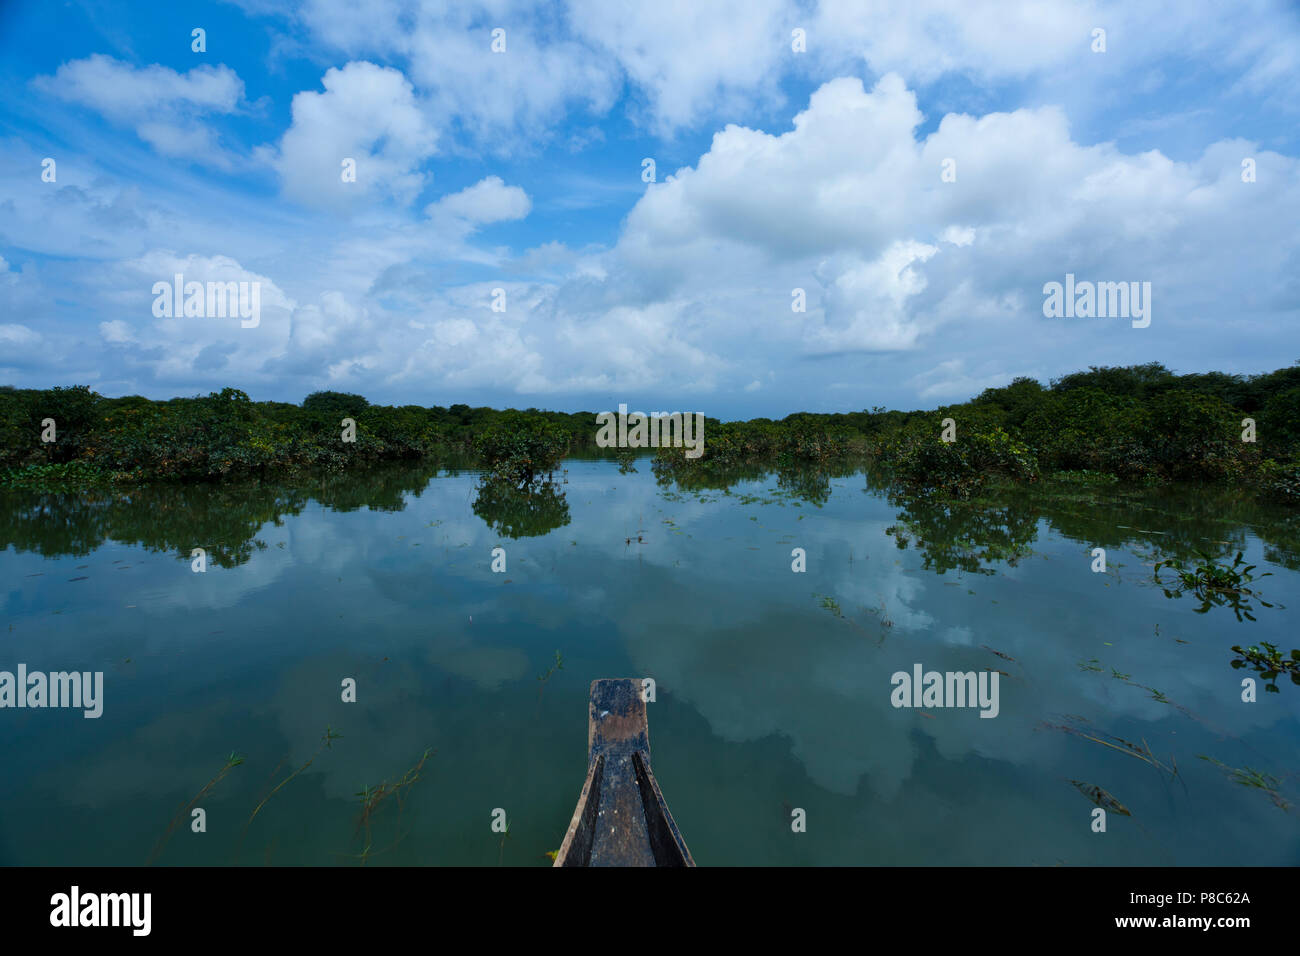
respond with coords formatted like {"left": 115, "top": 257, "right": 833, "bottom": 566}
{"left": 553, "top": 678, "right": 695, "bottom": 867}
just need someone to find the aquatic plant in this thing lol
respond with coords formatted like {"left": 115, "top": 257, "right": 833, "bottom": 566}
{"left": 352, "top": 747, "right": 434, "bottom": 865}
{"left": 498, "top": 815, "right": 512, "bottom": 866}
{"left": 1071, "top": 779, "right": 1132, "bottom": 816}
{"left": 1153, "top": 551, "right": 1274, "bottom": 621}
{"left": 537, "top": 650, "right": 564, "bottom": 684}
{"left": 1199, "top": 756, "right": 1290, "bottom": 810}
{"left": 245, "top": 727, "right": 342, "bottom": 833}
{"left": 1230, "top": 641, "right": 1300, "bottom": 692}
{"left": 1042, "top": 719, "right": 1178, "bottom": 780}
{"left": 536, "top": 650, "right": 565, "bottom": 714}
{"left": 148, "top": 751, "right": 244, "bottom": 864}
{"left": 816, "top": 594, "right": 842, "bottom": 617}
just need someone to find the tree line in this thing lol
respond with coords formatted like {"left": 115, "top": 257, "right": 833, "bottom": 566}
{"left": 1, "top": 362, "right": 1297, "bottom": 502}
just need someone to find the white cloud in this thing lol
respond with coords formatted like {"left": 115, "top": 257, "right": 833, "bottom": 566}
{"left": 284, "top": 1, "right": 620, "bottom": 153}
{"left": 568, "top": 0, "right": 796, "bottom": 133}
{"left": 0, "top": 324, "right": 41, "bottom": 347}
{"left": 424, "top": 176, "right": 531, "bottom": 227}
{"left": 33, "top": 55, "right": 246, "bottom": 167}
{"left": 267, "top": 61, "right": 438, "bottom": 209}
{"left": 98, "top": 320, "right": 133, "bottom": 344}
{"left": 107, "top": 251, "right": 297, "bottom": 385}
{"left": 911, "top": 360, "right": 1012, "bottom": 401}
{"left": 233, "top": 0, "right": 1300, "bottom": 151}
{"left": 808, "top": 240, "right": 940, "bottom": 353}
{"left": 34, "top": 54, "right": 243, "bottom": 119}
{"left": 810, "top": 0, "right": 1092, "bottom": 85}
{"left": 8, "top": 10, "right": 1300, "bottom": 410}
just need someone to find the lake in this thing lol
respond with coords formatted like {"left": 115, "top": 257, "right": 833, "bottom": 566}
{"left": 1, "top": 457, "right": 1297, "bottom": 865}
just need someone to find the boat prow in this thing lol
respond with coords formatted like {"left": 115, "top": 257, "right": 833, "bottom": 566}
{"left": 553, "top": 678, "right": 695, "bottom": 867}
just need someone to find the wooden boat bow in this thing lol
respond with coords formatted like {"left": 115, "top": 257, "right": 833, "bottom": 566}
{"left": 553, "top": 678, "right": 695, "bottom": 867}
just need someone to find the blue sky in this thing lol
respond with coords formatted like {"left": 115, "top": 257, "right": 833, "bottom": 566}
{"left": 1, "top": 0, "right": 1298, "bottom": 417}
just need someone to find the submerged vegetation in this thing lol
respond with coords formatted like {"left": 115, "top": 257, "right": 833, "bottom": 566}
{"left": 245, "top": 726, "right": 343, "bottom": 833}
{"left": 1153, "top": 551, "right": 1276, "bottom": 621}
{"left": 352, "top": 747, "right": 435, "bottom": 866}
{"left": 148, "top": 751, "right": 245, "bottom": 865}
{"left": 1198, "top": 757, "right": 1291, "bottom": 811}
{"left": 1229, "top": 642, "right": 1300, "bottom": 693}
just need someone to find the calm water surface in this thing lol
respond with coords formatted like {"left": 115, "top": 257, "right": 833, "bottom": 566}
{"left": 1, "top": 458, "right": 1297, "bottom": 865}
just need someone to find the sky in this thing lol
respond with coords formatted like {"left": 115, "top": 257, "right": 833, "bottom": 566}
{"left": 0, "top": 0, "right": 1297, "bottom": 418}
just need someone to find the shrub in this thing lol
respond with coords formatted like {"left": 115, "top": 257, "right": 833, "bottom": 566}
{"left": 302, "top": 391, "right": 370, "bottom": 418}
{"left": 888, "top": 422, "right": 1038, "bottom": 499}
{"left": 473, "top": 413, "right": 569, "bottom": 487}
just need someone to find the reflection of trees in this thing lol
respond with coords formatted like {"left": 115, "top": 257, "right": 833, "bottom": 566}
{"left": 471, "top": 478, "right": 570, "bottom": 539}
{"left": 1257, "top": 512, "right": 1300, "bottom": 573}
{"left": 1032, "top": 482, "right": 1256, "bottom": 564}
{"left": 775, "top": 460, "right": 858, "bottom": 507}
{"left": 880, "top": 477, "right": 1300, "bottom": 592}
{"left": 0, "top": 492, "right": 117, "bottom": 559}
{"left": 776, "top": 467, "right": 832, "bottom": 506}
{"left": 306, "top": 460, "right": 440, "bottom": 512}
{"left": 0, "top": 460, "right": 441, "bottom": 566}
{"left": 655, "top": 460, "right": 859, "bottom": 505}
{"left": 885, "top": 493, "right": 1040, "bottom": 575}
{"left": 651, "top": 458, "right": 767, "bottom": 493}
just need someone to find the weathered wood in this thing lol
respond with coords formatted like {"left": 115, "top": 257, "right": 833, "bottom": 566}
{"left": 553, "top": 679, "right": 695, "bottom": 867}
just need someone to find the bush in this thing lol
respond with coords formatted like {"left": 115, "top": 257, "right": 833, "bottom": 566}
{"left": 1260, "top": 387, "right": 1300, "bottom": 454}
{"left": 1140, "top": 390, "right": 1244, "bottom": 480}
{"left": 1021, "top": 388, "right": 1148, "bottom": 478}
{"left": 303, "top": 391, "right": 370, "bottom": 418}
{"left": 1257, "top": 458, "right": 1300, "bottom": 504}
{"left": 473, "top": 413, "right": 569, "bottom": 487}
{"left": 889, "top": 422, "right": 1038, "bottom": 499}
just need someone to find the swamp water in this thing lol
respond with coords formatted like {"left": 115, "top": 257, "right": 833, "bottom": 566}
{"left": 1, "top": 458, "right": 1296, "bottom": 865}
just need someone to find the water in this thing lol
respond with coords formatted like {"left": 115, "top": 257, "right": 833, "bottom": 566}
{"left": 1, "top": 458, "right": 1297, "bottom": 865}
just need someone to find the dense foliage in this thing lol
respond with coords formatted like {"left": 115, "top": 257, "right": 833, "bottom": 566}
{"left": 0, "top": 386, "right": 594, "bottom": 487}
{"left": 2, "top": 362, "right": 1299, "bottom": 502}
{"left": 653, "top": 362, "right": 1300, "bottom": 502}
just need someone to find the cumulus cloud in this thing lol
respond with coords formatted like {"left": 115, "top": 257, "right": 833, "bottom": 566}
{"left": 564, "top": 71, "right": 1299, "bottom": 388}
{"left": 266, "top": 61, "right": 438, "bottom": 209}
{"left": 568, "top": 0, "right": 796, "bottom": 134}
{"left": 224, "top": 0, "right": 1300, "bottom": 154}
{"left": 6, "top": 3, "right": 1300, "bottom": 409}
{"left": 0, "top": 324, "right": 41, "bottom": 347}
{"left": 424, "top": 176, "right": 531, "bottom": 228}
{"left": 33, "top": 54, "right": 246, "bottom": 167}
{"left": 107, "top": 251, "right": 296, "bottom": 385}
{"left": 282, "top": 0, "right": 620, "bottom": 153}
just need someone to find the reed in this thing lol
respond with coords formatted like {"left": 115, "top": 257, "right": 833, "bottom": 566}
{"left": 239, "top": 726, "right": 342, "bottom": 859}
{"left": 351, "top": 747, "right": 434, "bottom": 865}
{"left": 148, "top": 751, "right": 244, "bottom": 865}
